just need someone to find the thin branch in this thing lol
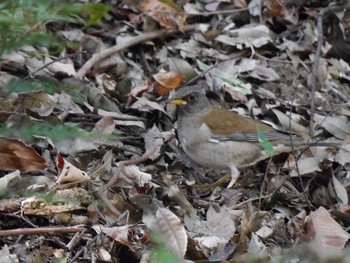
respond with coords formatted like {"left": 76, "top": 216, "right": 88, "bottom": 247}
{"left": 146, "top": 8, "right": 249, "bottom": 16}
{"left": 309, "top": 9, "right": 325, "bottom": 136}
{"left": 27, "top": 52, "right": 85, "bottom": 79}
{"left": 0, "top": 225, "right": 86, "bottom": 237}
{"left": 77, "top": 25, "right": 197, "bottom": 79}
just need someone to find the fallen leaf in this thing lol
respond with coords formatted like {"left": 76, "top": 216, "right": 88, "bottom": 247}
{"left": 152, "top": 70, "right": 186, "bottom": 96}
{"left": 130, "top": 96, "right": 166, "bottom": 114}
{"left": 305, "top": 206, "right": 350, "bottom": 252}
{"left": 215, "top": 25, "right": 274, "bottom": 49}
{"left": 94, "top": 225, "right": 132, "bottom": 249}
{"left": 153, "top": 208, "right": 188, "bottom": 259}
{"left": 332, "top": 174, "right": 348, "bottom": 204}
{"left": 0, "top": 138, "right": 47, "bottom": 173}
{"left": 139, "top": 0, "right": 186, "bottom": 30}
{"left": 56, "top": 153, "right": 90, "bottom": 185}
{"left": 142, "top": 125, "right": 174, "bottom": 160}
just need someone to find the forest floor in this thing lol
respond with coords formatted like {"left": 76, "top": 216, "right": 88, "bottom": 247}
{"left": 0, "top": 0, "right": 350, "bottom": 262}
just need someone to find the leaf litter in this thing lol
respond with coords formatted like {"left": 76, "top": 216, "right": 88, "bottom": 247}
{"left": 0, "top": 0, "right": 350, "bottom": 262}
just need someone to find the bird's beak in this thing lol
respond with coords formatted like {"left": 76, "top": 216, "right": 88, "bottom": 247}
{"left": 168, "top": 99, "right": 187, "bottom": 105}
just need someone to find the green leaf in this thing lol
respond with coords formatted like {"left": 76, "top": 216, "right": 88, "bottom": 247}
{"left": 0, "top": 120, "right": 119, "bottom": 144}
{"left": 0, "top": 122, "right": 89, "bottom": 142}
{"left": 0, "top": 0, "right": 110, "bottom": 55}
{"left": 80, "top": 3, "right": 111, "bottom": 27}
{"left": 256, "top": 124, "right": 274, "bottom": 155}
{"left": 150, "top": 245, "right": 179, "bottom": 263}
{"left": 4, "top": 79, "right": 86, "bottom": 104}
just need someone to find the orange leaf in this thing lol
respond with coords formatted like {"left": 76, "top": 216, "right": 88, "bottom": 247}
{"left": 152, "top": 71, "right": 186, "bottom": 96}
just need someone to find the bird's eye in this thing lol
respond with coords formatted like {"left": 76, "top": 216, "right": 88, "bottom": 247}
{"left": 188, "top": 94, "right": 195, "bottom": 101}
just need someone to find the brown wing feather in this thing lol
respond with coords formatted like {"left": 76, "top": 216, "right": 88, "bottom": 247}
{"left": 203, "top": 107, "right": 274, "bottom": 136}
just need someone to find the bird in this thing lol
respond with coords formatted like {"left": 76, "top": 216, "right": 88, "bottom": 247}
{"left": 168, "top": 86, "right": 332, "bottom": 187}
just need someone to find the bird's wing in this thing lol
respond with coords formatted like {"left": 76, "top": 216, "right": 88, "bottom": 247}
{"left": 203, "top": 107, "right": 300, "bottom": 143}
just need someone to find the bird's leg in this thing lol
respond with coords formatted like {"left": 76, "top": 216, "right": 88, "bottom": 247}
{"left": 227, "top": 165, "right": 240, "bottom": 188}
{"left": 192, "top": 172, "right": 231, "bottom": 190}
{"left": 193, "top": 167, "right": 239, "bottom": 191}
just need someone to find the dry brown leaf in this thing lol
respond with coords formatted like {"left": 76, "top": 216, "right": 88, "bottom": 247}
{"left": 167, "top": 57, "right": 198, "bottom": 81}
{"left": 194, "top": 236, "right": 230, "bottom": 260}
{"left": 56, "top": 153, "right": 90, "bottom": 185}
{"left": 154, "top": 208, "right": 188, "bottom": 259}
{"left": 1, "top": 51, "right": 26, "bottom": 66}
{"left": 0, "top": 170, "right": 21, "bottom": 194}
{"left": 206, "top": 205, "right": 236, "bottom": 241}
{"left": 0, "top": 245, "right": 17, "bottom": 262}
{"left": 262, "top": 0, "right": 287, "bottom": 18}
{"left": 215, "top": 25, "right": 273, "bottom": 49}
{"left": 96, "top": 248, "right": 111, "bottom": 262}
{"left": 94, "top": 225, "right": 132, "bottom": 249}
{"left": 314, "top": 114, "right": 350, "bottom": 140}
{"left": 91, "top": 116, "right": 115, "bottom": 146}
{"left": 90, "top": 150, "right": 113, "bottom": 180}
{"left": 287, "top": 209, "right": 307, "bottom": 241}
{"left": 307, "top": 58, "right": 328, "bottom": 91}
{"left": 167, "top": 185, "right": 194, "bottom": 213}
{"left": 271, "top": 109, "right": 308, "bottom": 134}
{"left": 17, "top": 90, "right": 56, "bottom": 115}
{"left": 305, "top": 206, "right": 350, "bottom": 252}
{"left": 332, "top": 174, "right": 348, "bottom": 204}
{"left": 223, "top": 85, "right": 248, "bottom": 102}
{"left": 0, "top": 138, "right": 47, "bottom": 173}
{"left": 289, "top": 157, "right": 321, "bottom": 177}
{"left": 139, "top": 0, "right": 186, "bottom": 30}
{"left": 120, "top": 165, "right": 152, "bottom": 187}
{"left": 129, "top": 96, "right": 166, "bottom": 114}
{"left": 137, "top": 198, "right": 187, "bottom": 259}
{"left": 233, "top": 0, "right": 248, "bottom": 8}
{"left": 142, "top": 125, "right": 174, "bottom": 160}
{"left": 247, "top": 233, "right": 267, "bottom": 254}
{"left": 334, "top": 147, "right": 350, "bottom": 167}
{"left": 152, "top": 71, "right": 186, "bottom": 96}
{"left": 44, "top": 57, "right": 76, "bottom": 77}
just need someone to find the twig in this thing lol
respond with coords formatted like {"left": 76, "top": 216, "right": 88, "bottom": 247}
{"left": 146, "top": 8, "right": 249, "bottom": 16}
{"left": 70, "top": 235, "right": 99, "bottom": 263}
{"left": 27, "top": 52, "right": 86, "bottom": 79}
{"left": 0, "top": 225, "right": 86, "bottom": 237}
{"left": 103, "top": 148, "right": 156, "bottom": 190}
{"left": 95, "top": 148, "right": 156, "bottom": 218}
{"left": 231, "top": 175, "right": 288, "bottom": 209}
{"left": 3, "top": 212, "right": 39, "bottom": 228}
{"left": 309, "top": 8, "right": 325, "bottom": 136}
{"left": 258, "top": 157, "right": 273, "bottom": 209}
{"left": 255, "top": 52, "right": 312, "bottom": 66}
{"left": 66, "top": 228, "right": 88, "bottom": 250}
{"left": 77, "top": 25, "right": 197, "bottom": 79}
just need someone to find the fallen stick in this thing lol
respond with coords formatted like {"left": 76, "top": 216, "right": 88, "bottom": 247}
{"left": 77, "top": 25, "right": 197, "bottom": 79}
{"left": 0, "top": 225, "right": 86, "bottom": 237}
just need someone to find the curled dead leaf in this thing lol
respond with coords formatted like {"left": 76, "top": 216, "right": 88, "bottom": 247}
{"left": 152, "top": 71, "right": 186, "bottom": 96}
{"left": 56, "top": 154, "right": 90, "bottom": 185}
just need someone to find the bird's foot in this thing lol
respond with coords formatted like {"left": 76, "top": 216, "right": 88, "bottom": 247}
{"left": 192, "top": 173, "right": 231, "bottom": 191}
